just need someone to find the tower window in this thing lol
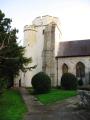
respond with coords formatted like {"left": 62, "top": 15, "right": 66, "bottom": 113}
{"left": 42, "top": 30, "right": 45, "bottom": 34}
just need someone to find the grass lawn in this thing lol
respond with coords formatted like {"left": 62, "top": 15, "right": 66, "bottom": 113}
{"left": 36, "top": 89, "right": 77, "bottom": 105}
{"left": 0, "top": 89, "right": 27, "bottom": 120}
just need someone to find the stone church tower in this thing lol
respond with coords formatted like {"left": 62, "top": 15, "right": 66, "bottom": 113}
{"left": 19, "top": 15, "right": 60, "bottom": 87}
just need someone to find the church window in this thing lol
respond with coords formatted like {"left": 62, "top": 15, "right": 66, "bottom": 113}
{"left": 42, "top": 30, "right": 45, "bottom": 34}
{"left": 76, "top": 62, "right": 85, "bottom": 78}
{"left": 62, "top": 63, "right": 68, "bottom": 74}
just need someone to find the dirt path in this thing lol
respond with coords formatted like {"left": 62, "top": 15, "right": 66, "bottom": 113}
{"left": 20, "top": 88, "right": 90, "bottom": 120}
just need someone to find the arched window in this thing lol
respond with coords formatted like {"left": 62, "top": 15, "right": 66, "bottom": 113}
{"left": 62, "top": 63, "right": 68, "bottom": 74}
{"left": 76, "top": 62, "right": 85, "bottom": 78}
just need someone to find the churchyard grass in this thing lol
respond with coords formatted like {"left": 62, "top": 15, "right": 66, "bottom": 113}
{"left": 0, "top": 89, "right": 27, "bottom": 120}
{"left": 35, "top": 89, "right": 77, "bottom": 105}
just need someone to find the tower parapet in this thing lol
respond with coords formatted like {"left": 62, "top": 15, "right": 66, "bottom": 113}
{"left": 24, "top": 25, "right": 36, "bottom": 32}
{"left": 32, "top": 15, "right": 60, "bottom": 26}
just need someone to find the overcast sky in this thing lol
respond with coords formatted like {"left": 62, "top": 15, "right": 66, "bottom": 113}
{"left": 0, "top": 0, "right": 90, "bottom": 44}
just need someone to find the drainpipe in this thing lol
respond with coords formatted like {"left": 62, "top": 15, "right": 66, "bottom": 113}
{"left": 56, "top": 57, "right": 58, "bottom": 87}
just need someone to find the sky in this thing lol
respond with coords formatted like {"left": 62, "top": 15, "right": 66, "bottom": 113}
{"left": 0, "top": 0, "right": 90, "bottom": 44}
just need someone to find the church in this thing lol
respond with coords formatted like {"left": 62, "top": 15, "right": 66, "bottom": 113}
{"left": 15, "top": 15, "right": 90, "bottom": 87}
{"left": 56, "top": 40, "right": 90, "bottom": 86}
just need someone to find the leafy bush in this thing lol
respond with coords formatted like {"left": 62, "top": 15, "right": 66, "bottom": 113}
{"left": 61, "top": 73, "right": 77, "bottom": 90}
{"left": 31, "top": 72, "right": 51, "bottom": 94}
{"left": 78, "top": 79, "right": 83, "bottom": 86}
{"left": 0, "top": 78, "right": 7, "bottom": 94}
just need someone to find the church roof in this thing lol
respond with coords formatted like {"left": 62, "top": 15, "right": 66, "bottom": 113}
{"left": 56, "top": 39, "right": 90, "bottom": 58}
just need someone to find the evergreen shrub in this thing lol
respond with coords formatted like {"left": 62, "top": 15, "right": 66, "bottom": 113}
{"left": 31, "top": 72, "right": 51, "bottom": 94}
{"left": 61, "top": 73, "right": 77, "bottom": 90}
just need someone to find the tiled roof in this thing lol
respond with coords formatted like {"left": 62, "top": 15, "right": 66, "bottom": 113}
{"left": 56, "top": 39, "right": 90, "bottom": 58}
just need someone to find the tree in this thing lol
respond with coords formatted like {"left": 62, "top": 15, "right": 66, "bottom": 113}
{"left": 0, "top": 10, "right": 32, "bottom": 91}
